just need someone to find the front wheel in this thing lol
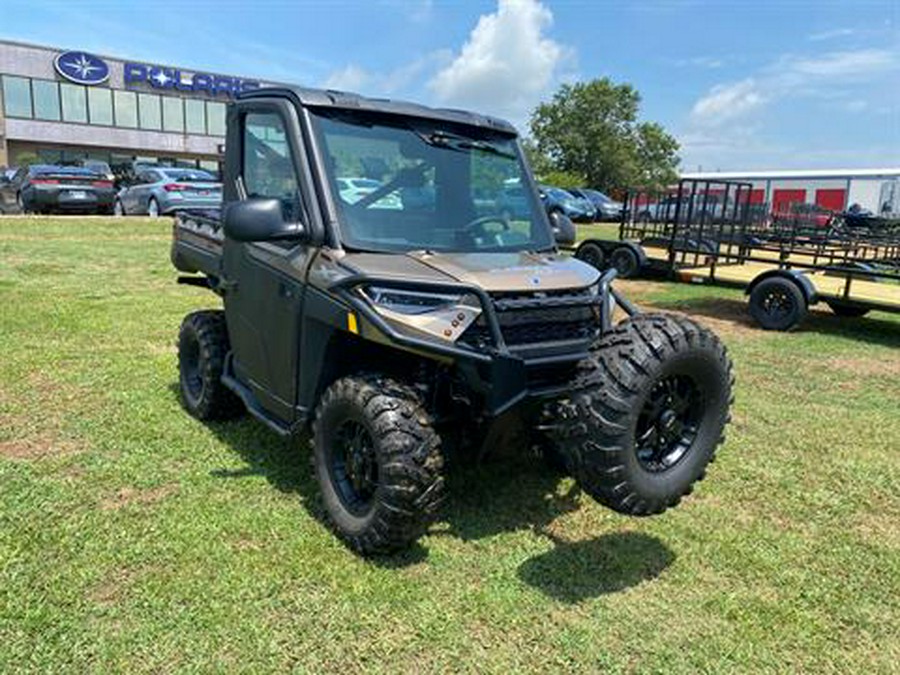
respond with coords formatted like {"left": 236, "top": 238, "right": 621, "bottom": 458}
{"left": 543, "top": 313, "right": 733, "bottom": 515}
{"left": 113, "top": 199, "right": 125, "bottom": 216}
{"left": 311, "top": 375, "right": 445, "bottom": 555}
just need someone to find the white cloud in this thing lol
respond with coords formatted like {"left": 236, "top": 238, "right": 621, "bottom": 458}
{"left": 808, "top": 27, "right": 857, "bottom": 42}
{"left": 783, "top": 49, "right": 896, "bottom": 77}
{"left": 323, "top": 64, "right": 370, "bottom": 92}
{"left": 427, "top": 0, "right": 567, "bottom": 127}
{"left": 690, "top": 78, "right": 766, "bottom": 125}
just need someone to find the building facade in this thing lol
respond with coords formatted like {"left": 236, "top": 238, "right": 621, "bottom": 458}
{"left": 681, "top": 168, "right": 900, "bottom": 216}
{"left": 0, "top": 39, "right": 280, "bottom": 175}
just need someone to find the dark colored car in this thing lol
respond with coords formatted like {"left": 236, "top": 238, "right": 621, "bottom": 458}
{"left": 569, "top": 188, "right": 623, "bottom": 221}
{"left": 5, "top": 165, "right": 115, "bottom": 215}
{"left": 115, "top": 167, "right": 222, "bottom": 217}
{"left": 538, "top": 185, "right": 596, "bottom": 222}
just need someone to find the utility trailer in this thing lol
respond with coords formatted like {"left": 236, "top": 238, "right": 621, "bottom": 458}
{"left": 574, "top": 178, "right": 900, "bottom": 330}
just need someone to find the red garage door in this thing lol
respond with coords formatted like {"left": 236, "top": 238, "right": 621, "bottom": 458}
{"left": 772, "top": 189, "right": 806, "bottom": 212}
{"left": 815, "top": 189, "right": 846, "bottom": 212}
{"left": 749, "top": 189, "right": 766, "bottom": 204}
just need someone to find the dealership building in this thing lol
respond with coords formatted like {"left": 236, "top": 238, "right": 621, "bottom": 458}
{"left": 0, "top": 39, "right": 281, "bottom": 174}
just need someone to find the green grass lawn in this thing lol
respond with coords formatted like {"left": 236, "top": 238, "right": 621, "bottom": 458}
{"left": 1, "top": 216, "right": 898, "bottom": 673}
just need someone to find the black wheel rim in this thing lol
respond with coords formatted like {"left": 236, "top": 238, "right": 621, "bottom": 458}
{"left": 761, "top": 287, "right": 794, "bottom": 320}
{"left": 330, "top": 420, "right": 378, "bottom": 516}
{"left": 635, "top": 374, "right": 702, "bottom": 472}
{"left": 181, "top": 333, "right": 203, "bottom": 401}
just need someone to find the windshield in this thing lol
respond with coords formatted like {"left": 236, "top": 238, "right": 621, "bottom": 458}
{"left": 160, "top": 169, "right": 216, "bottom": 182}
{"left": 311, "top": 110, "right": 553, "bottom": 253}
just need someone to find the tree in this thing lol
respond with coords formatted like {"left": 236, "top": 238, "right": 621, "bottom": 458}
{"left": 529, "top": 78, "right": 680, "bottom": 192}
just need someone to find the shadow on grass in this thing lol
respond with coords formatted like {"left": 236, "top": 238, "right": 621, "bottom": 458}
{"left": 170, "top": 385, "right": 597, "bottom": 567}
{"left": 518, "top": 531, "right": 675, "bottom": 603}
{"left": 653, "top": 296, "right": 900, "bottom": 347}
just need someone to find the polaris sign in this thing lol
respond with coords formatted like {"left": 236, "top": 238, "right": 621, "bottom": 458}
{"left": 54, "top": 51, "right": 110, "bottom": 86}
{"left": 124, "top": 63, "right": 260, "bottom": 98}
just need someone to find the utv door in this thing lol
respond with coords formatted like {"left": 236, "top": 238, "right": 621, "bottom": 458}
{"left": 220, "top": 100, "right": 313, "bottom": 424}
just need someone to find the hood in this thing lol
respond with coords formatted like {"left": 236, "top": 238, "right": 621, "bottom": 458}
{"left": 342, "top": 250, "right": 600, "bottom": 293}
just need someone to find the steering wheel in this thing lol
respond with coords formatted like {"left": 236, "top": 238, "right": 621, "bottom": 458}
{"left": 463, "top": 214, "right": 512, "bottom": 237}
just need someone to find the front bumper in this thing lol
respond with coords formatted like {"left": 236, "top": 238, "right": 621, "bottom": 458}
{"left": 330, "top": 268, "right": 635, "bottom": 415}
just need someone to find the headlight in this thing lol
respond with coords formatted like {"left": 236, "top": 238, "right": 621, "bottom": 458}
{"left": 363, "top": 287, "right": 469, "bottom": 315}
{"left": 360, "top": 286, "right": 483, "bottom": 343}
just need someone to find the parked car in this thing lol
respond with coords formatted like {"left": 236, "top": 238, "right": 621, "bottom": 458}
{"left": 74, "top": 159, "right": 115, "bottom": 183}
{"left": 539, "top": 185, "right": 595, "bottom": 222}
{"left": 0, "top": 167, "right": 18, "bottom": 214}
{"left": 115, "top": 167, "right": 222, "bottom": 216}
{"left": 569, "top": 188, "right": 623, "bottom": 221}
{"left": 336, "top": 176, "right": 400, "bottom": 209}
{"left": 2, "top": 164, "right": 115, "bottom": 214}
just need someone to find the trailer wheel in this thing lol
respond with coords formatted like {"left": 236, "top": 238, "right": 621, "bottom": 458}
{"left": 311, "top": 375, "right": 445, "bottom": 555}
{"left": 749, "top": 277, "right": 807, "bottom": 331}
{"left": 576, "top": 241, "right": 606, "bottom": 270}
{"left": 542, "top": 313, "right": 733, "bottom": 515}
{"left": 826, "top": 301, "right": 870, "bottom": 319}
{"left": 610, "top": 246, "right": 640, "bottom": 278}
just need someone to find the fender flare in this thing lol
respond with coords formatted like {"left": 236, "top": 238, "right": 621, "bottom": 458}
{"left": 745, "top": 269, "right": 818, "bottom": 305}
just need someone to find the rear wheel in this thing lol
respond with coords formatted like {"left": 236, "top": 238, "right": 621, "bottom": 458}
{"left": 542, "top": 313, "right": 733, "bottom": 515}
{"left": 610, "top": 246, "right": 640, "bottom": 278}
{"left": 576, "top": 241, "right": 606, "bottom": 270}
{"left": 749, "top": 277, "right": 807, "bottom": 330}
{"left": 311, "top": 375, "right": 445, "bottom": 555}
{"left": 147, "top": 197, "right": 160, "bottom": 218}
{"left": 178, "top": 310, "right": 244, "bottom": 420}
{"left": 113, "top": 199, "right": 125, "bottom": 216}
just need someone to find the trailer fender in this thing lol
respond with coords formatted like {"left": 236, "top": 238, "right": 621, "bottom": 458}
{"left": 745, "top": 269, "right": 818, "bottom": 305}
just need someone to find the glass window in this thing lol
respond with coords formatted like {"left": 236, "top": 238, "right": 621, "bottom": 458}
{"left": 114, "top": 90, "right": 138, "bottom": 128}
{"left": 60, "top": 83, "right": 87, "bottom": 123}
{"left": 32, "top": 80, "right": 60, "bottom": 121}
{"left": 162, "top": 97, "right": 184, "bottom": 132}
{"left": 138, "top": 93, "right": 161, "bottom": 130}
{"left": 88, "top": 88, "right": 113, "bottom": 125}
{"left": 206, "top": 101, "right": 226, "bottom": 136}
{"left": 243, "top": 112, "right": 301, "bottom": 222}
{"left": 2, "top": 76, "right": 32, "bottom": 117}
{"left": 185, "top": 99, "right": 205, "bottom": 134}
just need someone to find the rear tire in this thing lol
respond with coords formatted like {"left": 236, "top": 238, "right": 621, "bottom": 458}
{"left": 114, "top": 199, "right": 125, "bottom": 216}
{"left": 178, "top": 310, "right": 244, "bottom": 420}
{"left": 749, "top": 277, "right": 807, "bottom": 330}
{"left": 610, "top": 246, "right": 640, "bottom": 278}
{"left": 311, "top": 375, "right": 445, "bottom": 555}
{"left": 542, "top": 313, "right": 733, "bottom": 515}
{"left": 576, "top": 241, "right": 606, "bottom": 270}
{"left": 148, "top": 197, "right": 160, "bottom": 218}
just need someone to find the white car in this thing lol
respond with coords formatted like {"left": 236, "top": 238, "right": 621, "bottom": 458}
{"left": 336, "top": 177, "right": 400, "bottom": 209}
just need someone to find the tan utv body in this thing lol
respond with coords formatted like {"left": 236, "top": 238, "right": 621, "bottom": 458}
{"left": 172, "top": 86, "right": 734, "bottom": 555}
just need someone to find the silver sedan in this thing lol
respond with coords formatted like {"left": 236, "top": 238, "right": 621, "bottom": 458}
{"left": 114, "top": 167, "right": 221, "bottom": 217}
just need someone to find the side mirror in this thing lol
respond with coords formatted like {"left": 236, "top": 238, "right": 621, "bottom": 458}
{"left": 223, "top": 198, "right": 306, "bottom": 243}
{"left": 549, "top": 210, "right": 576, "bottom": 246}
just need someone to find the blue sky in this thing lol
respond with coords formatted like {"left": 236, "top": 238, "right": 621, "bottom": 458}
{"left": 4, "top": 0, "right": 898, "bottom": 171}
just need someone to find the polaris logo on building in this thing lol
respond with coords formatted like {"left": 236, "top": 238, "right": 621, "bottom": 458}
{"left": 124, "top": 63, "right": 260, "bottom": 98}
{"left": 54, "top": 51, "right": 110, "bottom": 86}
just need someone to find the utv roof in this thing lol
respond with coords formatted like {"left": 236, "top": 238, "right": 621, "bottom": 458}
{"left": 238, "top": 85, "right": 518, "bottom": 135}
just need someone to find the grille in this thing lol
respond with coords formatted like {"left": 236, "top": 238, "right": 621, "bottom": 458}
{"left": 459, "top": 289, "right": 600, "bottom": 350}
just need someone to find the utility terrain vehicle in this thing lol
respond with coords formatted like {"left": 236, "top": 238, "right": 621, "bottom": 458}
{"left": 172, "top": 86, "right": 734, "bottom": 555}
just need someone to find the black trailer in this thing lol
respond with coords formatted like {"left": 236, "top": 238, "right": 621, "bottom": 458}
{"left": 573, "top": 178, "right": 900, "bottom": 330}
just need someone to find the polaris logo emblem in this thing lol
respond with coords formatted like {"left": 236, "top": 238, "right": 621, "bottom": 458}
{"left": 54, "top": 51, "right": 110, "bottom": 86}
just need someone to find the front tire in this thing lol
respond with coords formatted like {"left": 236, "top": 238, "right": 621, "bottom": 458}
{"left": 576, "top": 241, "right": 606, "bottom": 270}
{"left": 113, "top": 199, "right": 125, "bottom": 216}
{"left": 543, "top": 313, "right": 733, "bottom": 515}
{"left": 311, "top": 375, "right": 445, "bottom": 555}
{"left": 178, "top": 310, "right": 244, "bottom": 420}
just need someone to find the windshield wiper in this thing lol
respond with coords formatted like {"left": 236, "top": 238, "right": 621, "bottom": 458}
{"left": 417, "top": 130, "right": 516, "bottom": 159}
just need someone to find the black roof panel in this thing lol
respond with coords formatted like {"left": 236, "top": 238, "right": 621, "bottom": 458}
{"left": 238, "top": 86, "right": 518, "bottom": 135}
